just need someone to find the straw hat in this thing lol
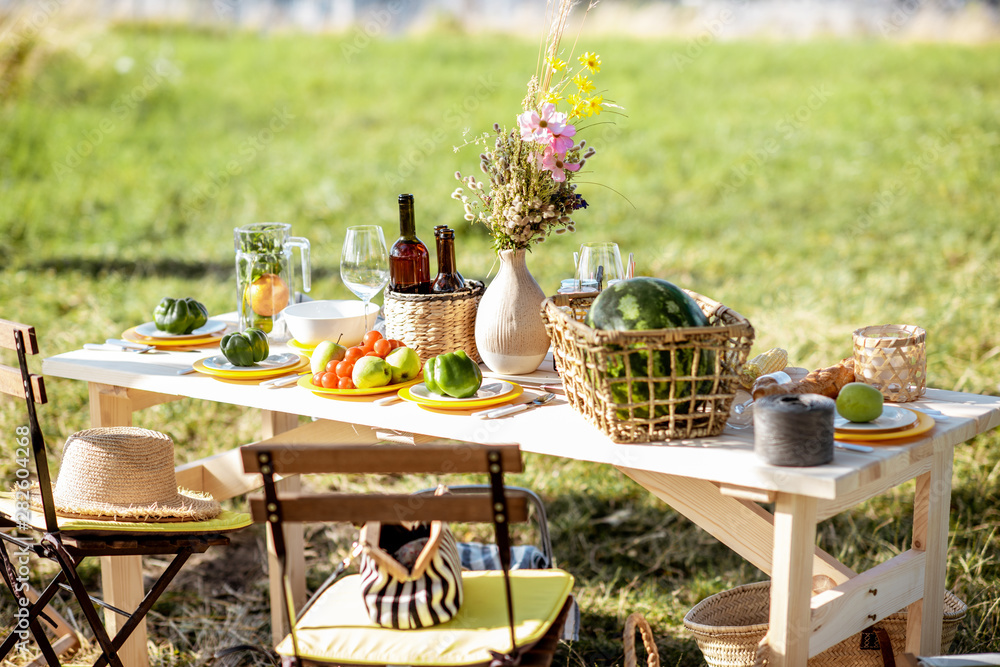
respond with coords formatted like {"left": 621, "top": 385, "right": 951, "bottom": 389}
{"left": 45, "top": 427, "right": 221, "bottom": 522}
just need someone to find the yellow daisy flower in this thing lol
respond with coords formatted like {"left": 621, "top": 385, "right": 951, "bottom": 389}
{"left": 585, "top": 95, "right": 604, "bottom": 117}
{"left": 573, "top": 74, "right": 595, "bottom": 94}
{"left": 566, "top": 94, "right": 586, "bottom": 118}
{"left": 579, "top": 51, "right": 601, "bottom": 73}
{"left": 547, "top": 57, "right": 567, "bottom": 72}
{"left": 542, "top": 90, "right": 562, "bottom": 105}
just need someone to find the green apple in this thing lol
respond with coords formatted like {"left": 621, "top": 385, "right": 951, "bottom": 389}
{"left": 310, "top": 337, "right": 347, "bottom": 375}
{"left": 353, "top": 356, "right": 391, "bottom": 389}
{"left": 385, "top": 347, "right": 421, "bottom": 384}
{"left": 836, "top": 382, "right": 884, "bottom": 422}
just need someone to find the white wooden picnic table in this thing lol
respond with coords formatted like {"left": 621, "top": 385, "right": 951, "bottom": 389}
{"left": 42, "top": 340, "right": 1000, "bottom": 667}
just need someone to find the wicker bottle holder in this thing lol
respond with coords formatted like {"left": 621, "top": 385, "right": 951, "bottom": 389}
{"left": 540, "top": 290, "right": 755, "bottom": 443}
{"left": 382, "top": 281, "right": 484, "bottom": 364}
{"left": 683, "top": 581, "right": 966, "bottom": 667}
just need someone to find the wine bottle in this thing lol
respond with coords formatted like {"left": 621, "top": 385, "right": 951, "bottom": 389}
{"left": 432, "top": 227, "right": 465, "bottom": 293}
{"left": 389, "top": 194, "right": 432, "bottom": 294}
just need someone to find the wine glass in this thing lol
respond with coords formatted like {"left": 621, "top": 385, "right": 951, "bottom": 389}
{"left": 576, "top": 242, "right": 625, "bottom": 290}
{"left": 340, "top": 225, "right": 389, "bottom": 332}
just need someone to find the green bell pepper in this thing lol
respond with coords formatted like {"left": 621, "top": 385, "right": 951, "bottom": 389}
{"left": 153, "top": 297, "right": 209, "bottom": 335}
{"left": 220, "top": 328, "right": 269, "bottom": 367}
{"left": 424, "top": 350, "right": 483, "bottom": 398}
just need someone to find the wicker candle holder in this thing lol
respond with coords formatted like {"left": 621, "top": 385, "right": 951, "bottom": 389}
{"left": 852, "top": 324, "right": 926, "bottom": 402}
{"left": 382, "top": 281, "right": 484, "bottom": 365}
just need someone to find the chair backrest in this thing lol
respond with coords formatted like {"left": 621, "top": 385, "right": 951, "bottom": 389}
{"left": 241, "top": 443, "right": 528, "bottom": 526}
{"left": 1, "top": 318, "right": 59, "bottom": 533}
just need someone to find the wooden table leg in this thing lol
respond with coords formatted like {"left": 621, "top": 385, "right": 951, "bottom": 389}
{"left": 262, "top": 410, "right": 304, "bottom": 645}
{"left": 90, "top": 383, "right": 148, "bottom": 667}
{"left": 768, "top": 492, "right": 818, "bottom": 667}
{"left": 905, "top": 448, "right": 953, "bottom": 655}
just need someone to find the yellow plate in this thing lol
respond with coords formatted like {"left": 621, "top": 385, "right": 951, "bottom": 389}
{"left": 288, "top": 339, "right": 317, "bottom": 355}
{"left": 398, "top": 382, "right": 523, "bottom": 410}
{"left": 297, "top": 373, "right": 424, "bottom": 396}
{"left": 834, "top": 408, "right": 934, "bottom": 443}
{"left": 193, "top": 355, "right": 309, "bottom": 380}
{"left": 123, "top": 326, "right": 225, "bottom": 348}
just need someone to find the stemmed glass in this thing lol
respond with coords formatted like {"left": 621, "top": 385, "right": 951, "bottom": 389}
{"left": 576, "top": 242, "right": 625, "bottom": 290}
{"left": 340, "top": 225, "right": 389, "bottom": 332}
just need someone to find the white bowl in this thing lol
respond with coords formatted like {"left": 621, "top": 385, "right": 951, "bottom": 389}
{"left": 282, "top": 300, "right": 379, "bottom": 347}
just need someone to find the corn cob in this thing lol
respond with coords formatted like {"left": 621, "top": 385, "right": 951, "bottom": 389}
{"left": 739, "top": 347, "right": 788, "bottom": 389}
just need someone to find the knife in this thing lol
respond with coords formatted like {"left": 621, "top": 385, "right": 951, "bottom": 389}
{"left": 106, "top": 339, "right": 155, "bottom": 352}
{"left": 475, "top": 393, "right": 555, "bottom": 419}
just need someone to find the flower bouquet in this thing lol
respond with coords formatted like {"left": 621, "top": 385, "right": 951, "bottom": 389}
{"left": 453, "top": 0, "right": 618, "bottom": 252}
{"left": 455, "top": 0, "right": 621, "bottom": 375}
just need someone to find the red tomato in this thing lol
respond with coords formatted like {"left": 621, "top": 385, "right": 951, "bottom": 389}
{"left": 312, "top": 373, "right": 324, "bottom": 386}
{"left": 337, "top": 376, "right": 355, "bottom": 390}
{"left": 335, "top": 361, "right": 353, "bottom": 378}
{"left": 373, "top": 339, "right": 392, "bottom": 357}
{"left": 388, "top": 339, "right": 405, "bottom": 350}
{"left": 325, "top": 360, "right": 339, "bottom": 374}
{"left": 363, "top": 330, "right": 383, "bottom": 346}
{"left": 361, "top": 342, "right": 375, "bottom": 355}
{"left": 365, "top": 350, "right": 381, "bottom": 357}
{"left": 320, "top": 372, "right": 339, "bottom": 389}
{"left": 345, "top": 347, "right": 365, "bottom": 363}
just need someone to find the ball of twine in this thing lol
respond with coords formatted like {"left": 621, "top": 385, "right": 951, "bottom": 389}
{"left": 753, "top": 393, "right": 835, "bottom": 467}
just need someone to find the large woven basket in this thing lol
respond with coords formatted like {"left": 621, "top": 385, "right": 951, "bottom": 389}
{"left": 383, "top": 281, "right": 484, "bottom": 364}
{"left": 683, "top": 581, "right": 966, "bottom": 667}
{"left": 540, "top": 290, "right": 755, "bottom": 443}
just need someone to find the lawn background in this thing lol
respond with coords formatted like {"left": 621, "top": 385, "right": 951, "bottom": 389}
{"left": 1, "top": 17, "right": 999, "bottom": 666}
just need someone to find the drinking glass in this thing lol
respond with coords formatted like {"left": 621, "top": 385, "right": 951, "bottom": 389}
{"left": 576, "top": 242, "right": 625, "bottom": 290}
{"left": 340, "top": 225, "right": 389, "bottom": 332}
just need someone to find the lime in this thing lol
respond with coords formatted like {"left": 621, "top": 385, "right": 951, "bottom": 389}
{"left": 836, "top": 382, "right": 884, "bottom": 422}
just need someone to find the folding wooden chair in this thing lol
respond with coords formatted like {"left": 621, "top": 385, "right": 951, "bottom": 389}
{"left": 0, "top": 319, "right": 253, "bottom": 667}
{"left": 241, "top": 441, "right": 575, "bottom": 667}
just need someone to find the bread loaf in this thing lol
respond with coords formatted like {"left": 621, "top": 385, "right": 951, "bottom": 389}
{"left": 752, "top": 358, "right": 855, "bottom": 400}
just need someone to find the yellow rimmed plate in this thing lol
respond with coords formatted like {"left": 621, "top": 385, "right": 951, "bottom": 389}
{"left": 193, "top": 354, "right": 309, "bottom": 380}
{"left": 398, "top": 381, "right": 523, "bottom": 410}
{"left": 288, "top": 339, "right": 318, "bottom": 355}
{"left": 134, "top": 319, "right": 228, "bottom": 339}
{"left": 834, "top": 408, "right": 934, "bottom": 443}
{"left": 297, "top": 374, "right": 424, "bottom": 397}
{"left": 122, "top": 326, "right": 225, "bottom": 348}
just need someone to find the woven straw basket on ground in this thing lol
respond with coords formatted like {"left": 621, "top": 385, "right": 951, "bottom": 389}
{"left": 541, "top": 290, "right": 755, "bottom": 443}
{"left": 683, "top": 581, "right": 966, "bottom": 667}
{"left": 383, "top": 281, "right": 484, "bottom": 364}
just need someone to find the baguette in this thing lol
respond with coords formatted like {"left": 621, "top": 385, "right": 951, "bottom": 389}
{"left": 752, "top": 358, "right": 855, "bottom": 400}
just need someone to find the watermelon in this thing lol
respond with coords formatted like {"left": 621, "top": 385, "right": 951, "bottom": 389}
{"left": 585, "top": 277, "right": 709, "bottom": 331}
{"left": 585, "top": 278, "right": 714, "bottom": 418}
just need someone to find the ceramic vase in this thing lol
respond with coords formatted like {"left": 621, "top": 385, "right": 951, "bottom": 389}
{"left": 474, "top": 248, "right": 550, "bottom": 375}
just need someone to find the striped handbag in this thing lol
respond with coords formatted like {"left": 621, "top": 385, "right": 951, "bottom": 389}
{"left": 358, "top": 518, "right": 464, "bottom": 629}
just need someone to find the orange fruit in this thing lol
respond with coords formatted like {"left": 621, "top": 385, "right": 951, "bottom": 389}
{"left": 246, "top": 273, "right": 289, "bottom": 317}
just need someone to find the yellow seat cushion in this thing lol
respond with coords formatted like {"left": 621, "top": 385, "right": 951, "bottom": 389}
{"left": 0, "top": 493, "right": 252, "bottom": 533}
{"left": 277, "top": 569, "right": 574, "bottom": 666}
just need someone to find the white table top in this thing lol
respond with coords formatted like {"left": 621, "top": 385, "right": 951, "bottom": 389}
{"left": 43, "top": 343, "right": 1000, "bottom": 501}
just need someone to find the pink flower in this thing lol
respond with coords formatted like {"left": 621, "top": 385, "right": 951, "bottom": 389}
{"left": 540, "top": 147, "right": 581, "bottom": 183}
{"left": 550, "top": 123, "right": 576, "bottom": 153}
{"left": 517, "top": 103, "right": 566, "bottom": 144}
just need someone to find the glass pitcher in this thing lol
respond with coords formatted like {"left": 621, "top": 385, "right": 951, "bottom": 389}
{"left": 234, "top": 222, "right": 311, "bottom": 339}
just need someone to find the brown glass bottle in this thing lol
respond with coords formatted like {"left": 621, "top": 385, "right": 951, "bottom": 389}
{"left": 389, "top": 194, "right": 432, "bottom": 294}
{"left": 432, "top": 227, "right": 465, "bottom": 293}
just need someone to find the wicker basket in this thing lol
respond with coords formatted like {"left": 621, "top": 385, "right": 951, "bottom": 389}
{"left": 683, "top": 581, "right": 966, "bottom": 667}
{"left": 382, "top": 281, "right": 484, "bottom": 364}
{"left": 540, "top": 290, "right": 755, "bottom": 443}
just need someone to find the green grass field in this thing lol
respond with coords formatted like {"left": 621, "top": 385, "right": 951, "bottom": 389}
{"left": 1, "top": 20, "right": 999, "bottom": 666}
